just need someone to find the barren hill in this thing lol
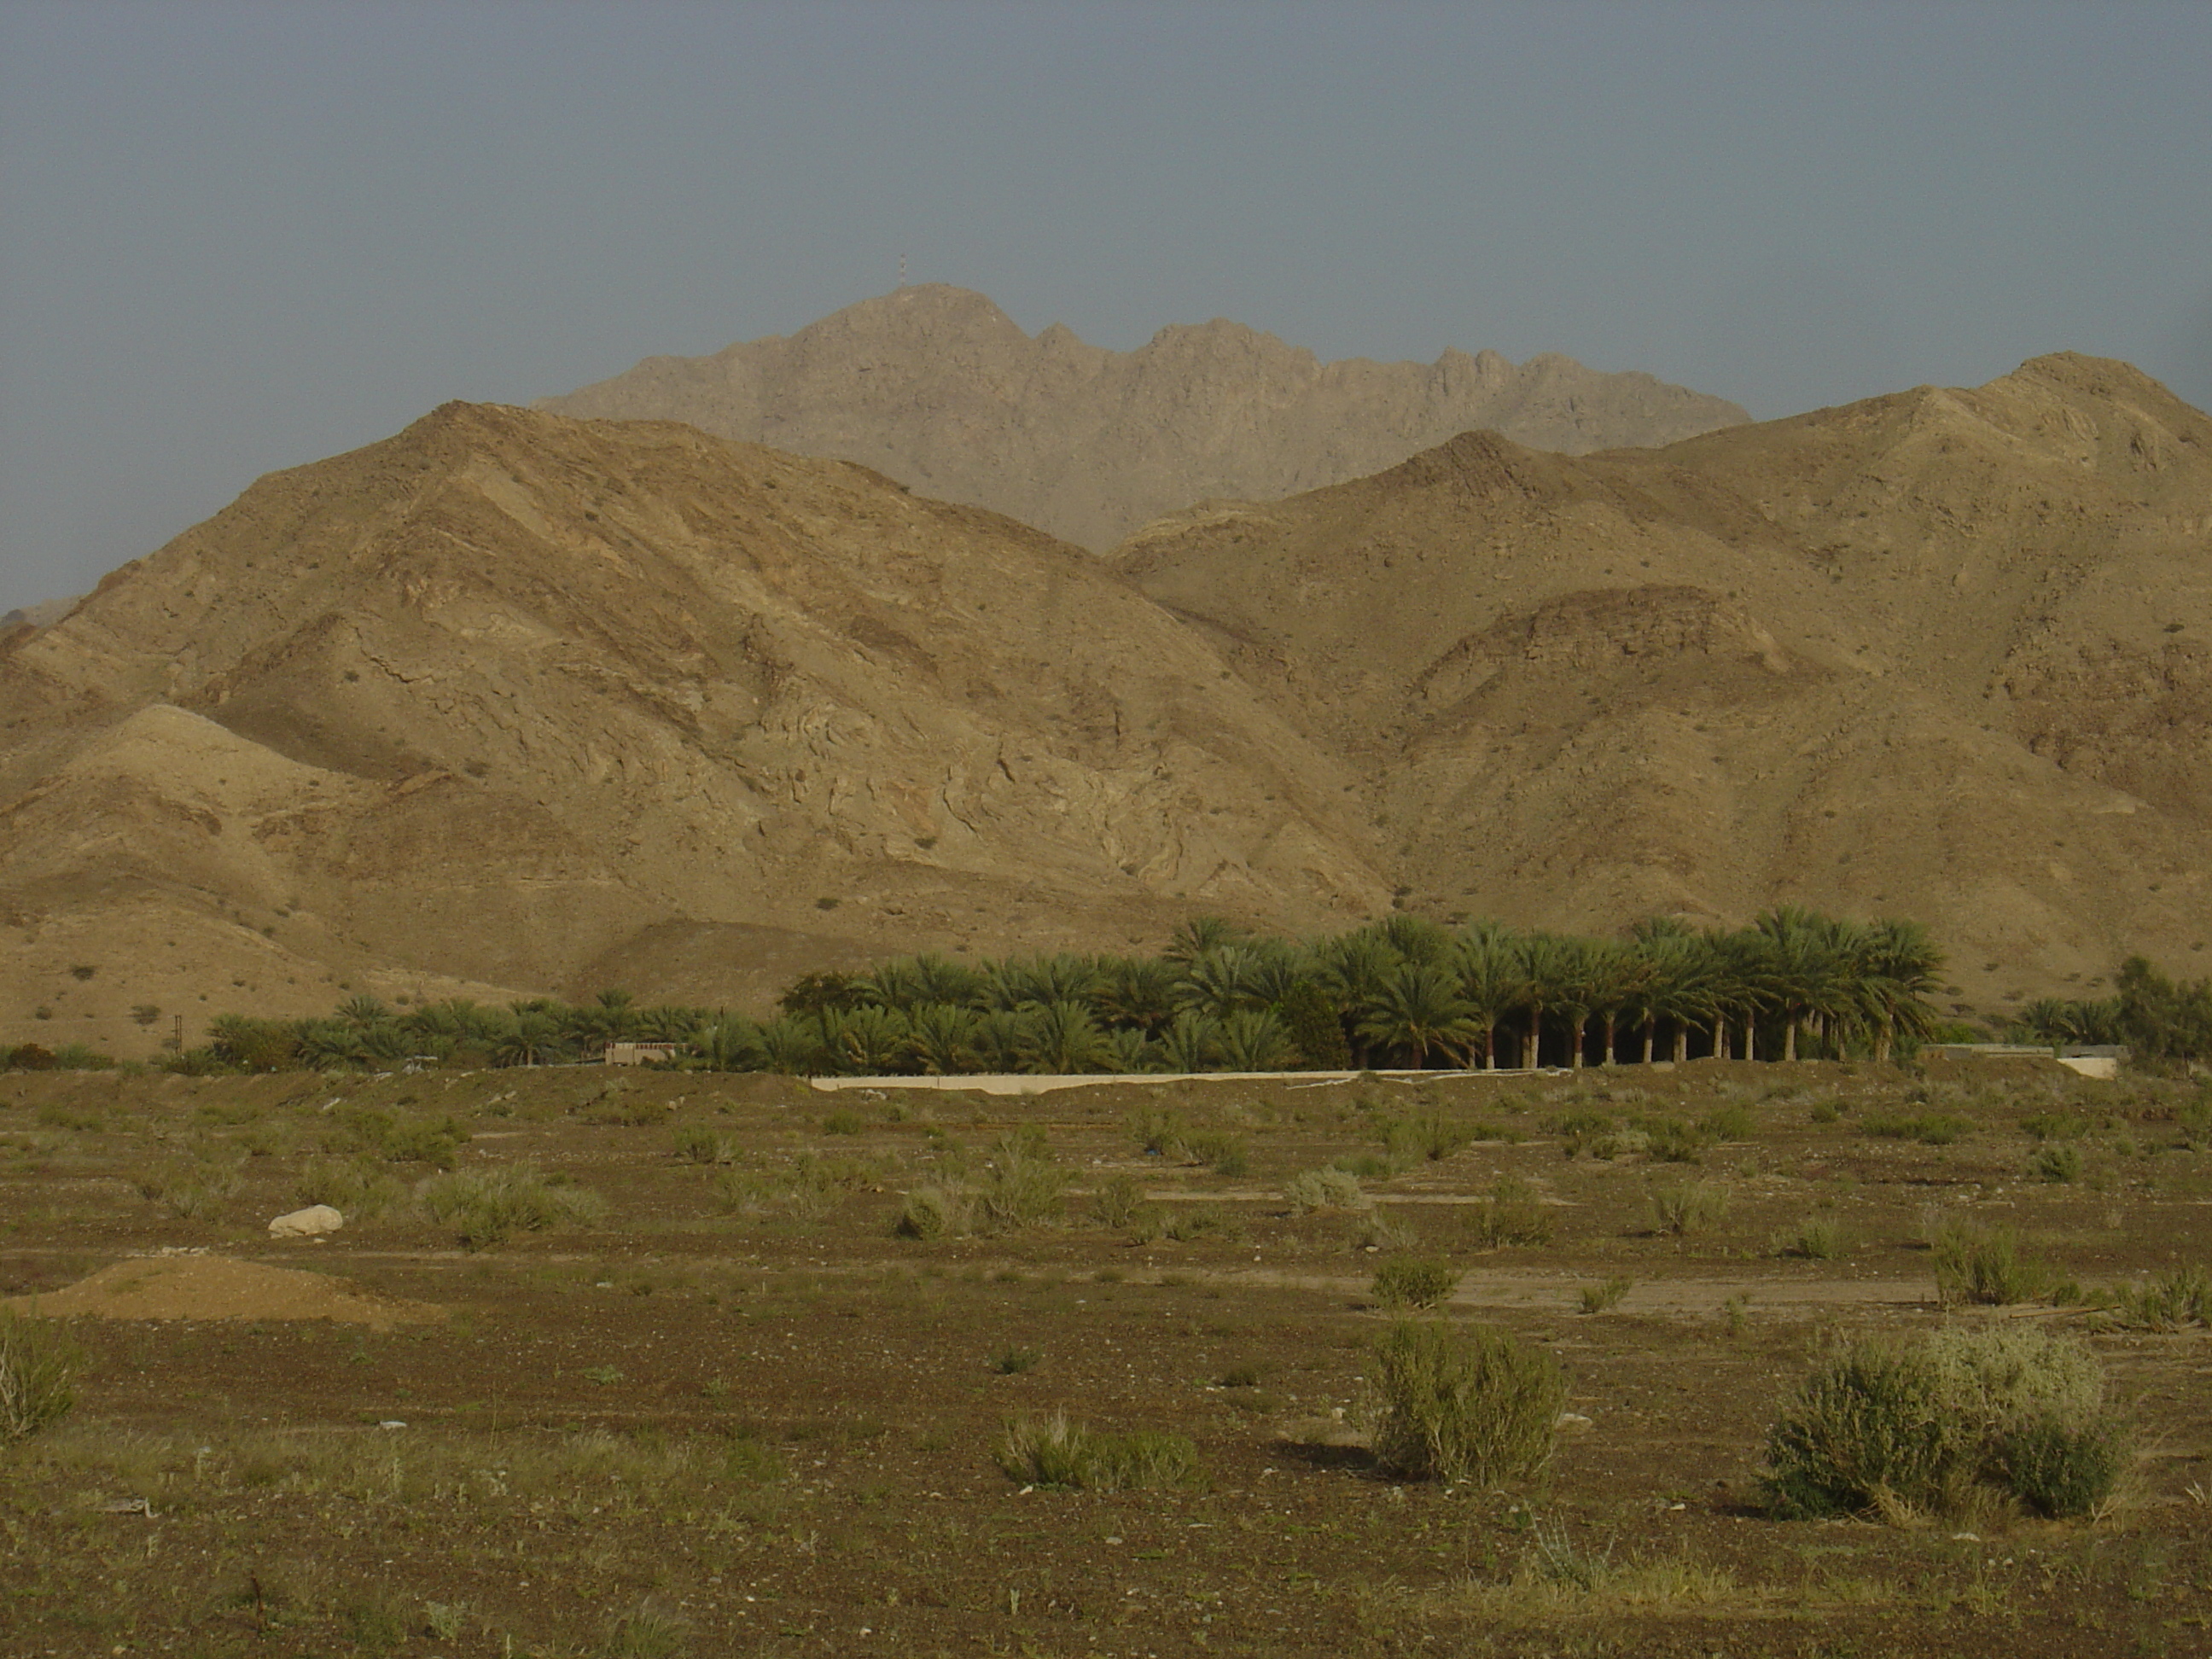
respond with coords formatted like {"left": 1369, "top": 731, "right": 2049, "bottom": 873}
{"left": 537, "top": 286, "right": 1747, "bottom": 550}
{"left": 0, "top": 405, "right": 1383, "bottom": 1054}
{"left": 1115, "top": 352, "right": 2212, "bottom": 1009}
{"left": 4, "top": 352, "right": 2210, "bottom": 1054}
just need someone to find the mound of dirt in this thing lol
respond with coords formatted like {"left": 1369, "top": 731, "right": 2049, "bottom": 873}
{"left": 4, "top": 1253, "right": 441, "bottom": 1330}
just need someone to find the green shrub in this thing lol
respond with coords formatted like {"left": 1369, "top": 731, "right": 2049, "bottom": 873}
{"left": 820, "top": 1109, "right": 864, "bottom": 1137}
{"left": 1383, "top": 1109, "right": 1473, "bottom": 1163}
{"left": 1126, "top": 1108, "right": 1190, "bottom": 1159}
{"left": 1089, "top": 1173, "right": 1145, "bottom": 1229}
{"left": 1700, "top": 1103, "right": 1756, "bottom": 1142}
{"left": 2021, "top": 1110, "right": 2090, "bottom": 1142}
{"left": 671, "top": 1126, "right": 738, "bottom": 1164}
{"left": 890, "top": 1132, "right": 1064, "bottom": 1238}
{"left": 1641, "top": 1115, "right": 1712, "bottom": 1163}
{"left": 1365, "top": 1319, "right": 1566, "bottom": 1486}
{"left": 1650, "top": 1179, "right": 1730, "bottom": 1236}
{"left": 603, "top": 1604, "right": 687, "bottom": 1659}
{"left": 1329, "top": 1151, "right": 1402, "bottom": 1181}
{"left": 1577, "top": 1276, "right": 1633, "bottom": 1315}
{"left": 36, "top": 1105, "right": 103, "bottom": 1133}
{"left": 2000, "top": 1418, "right": 2131, "bottom": 1520}
{"left": 578, "top": 1088, "right": 669, "bottom": 1128}
{"left": 992, "top": 1346, "right": 1042, "bottom": 1376}
{"left": 892, "top": 1185, "right": 973, "bottom": 1240}
{"left": 1550, "top": 1110, "right": 1614, "bottom": 1152}
{"left": 1184, "top": 1130, "right": 1250, "bottom": 1179}
{"left": 47, "top": 1043, "right": 115, "bottom": 1072}
{"left": 2030, "top": 1144, "right": 2082, "bottom": 1183}
{"left": 1773, "top": 1215, "right": 1846, "bottom": 1260}
{"left": 996, "top": 1412, "right": 1199, "bottom": 1490}
{"left": 130, "top": 1161, "right": 240, "bottom": 1221}
{"left": 2109, "top": 1263, "right": 2210, "bottom": 1330}
{"left": 973, "top": 1130, "right": 1068, "bottom": 1232}
{"left": 2179, "top": 1096, "right": 2212, "bottom": 1150}
{"left": 1932, "top": 1222, "right": 2052, "bottom": 1307}
{"left": 1284, "top": 1167, "right": 1371, "bottom": 1214}
{"left": 1371, "top": 1255, "right": 1461, "bottom": 1311}
{"left": 1160, "top": 1203, "right": 1247, "bottom": 1243}
{"left": 1763, "top": 1342, "right": 1956, "bottom": 1519}
{"left": 419, "top": 1164, "right": 606, "bottom": 1249}
{"left": 0, "top": 1309, "right": 81, "bottom": 1441}
{"left": 1466, "top": 1174, "right": 1555, "bottom": 1248}
{"left": 709, "top": 1168, "right": 775, "bottom": 1216}
{"left": 1764, "top": 1326, "right": 2127, "bottom": 1521}
{"left": 1862, "top": 1113, "right": 1970, "bottom": 1146}
{"left": 295, "top": 1156, "right": 405, "bottom": 1220}
{"left": 334, "top": 1106, "right": 469, "bottom": 1167}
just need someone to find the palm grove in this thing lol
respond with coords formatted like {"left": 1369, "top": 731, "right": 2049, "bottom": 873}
{"left": 119, "top": 908, "right": 1959, "bottom": 1078}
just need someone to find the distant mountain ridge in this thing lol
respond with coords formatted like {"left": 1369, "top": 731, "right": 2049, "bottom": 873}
{"left": 537, "top": 286, "right": 1748, "bottom": 549}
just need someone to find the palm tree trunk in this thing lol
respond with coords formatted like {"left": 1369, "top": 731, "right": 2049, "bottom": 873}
{"left": 1601, "top": 1013, "right": 1618, "bottom": 1066}
{"left": 1714, "top": 1019, "right": 1730, "bottom": 1062}
{"left": 1482, "top": 1025, "right": 1497, "bottom": 1070}
{"left": 1743, "top": 1019, "right": 1756, "bottom": 1062}
{"left": 1641, "top": 1017, "right": 1656, "bottom": 1065}
{"left": 1569, "top": 1017, "right": 1586, "bottom": 1069}
{"left": 1528, "top": 1010, "right": 1541, "bottom": 1070}
{"left": 1784, "top": 1018, "right": 1799, "bottom": 1063}
{"left": 1672, "top": 1024, "right": 1689, "bottom": 1064}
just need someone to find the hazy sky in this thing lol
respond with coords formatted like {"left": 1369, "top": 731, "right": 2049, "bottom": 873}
{"left": 3, "top": 1, "right": 2209, "bottom": 611}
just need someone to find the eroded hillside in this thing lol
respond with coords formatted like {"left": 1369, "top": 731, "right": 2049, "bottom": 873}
{"left": 4, "top": 353, "right": 2210, "bottom": 1054}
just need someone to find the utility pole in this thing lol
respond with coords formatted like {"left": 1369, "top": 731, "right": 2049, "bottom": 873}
{"left": 899, "top": 252, "right": 906, "bottom": 288}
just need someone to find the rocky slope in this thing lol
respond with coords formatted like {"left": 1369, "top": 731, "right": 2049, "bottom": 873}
{"left": 538, "top": 286, "right": 1747, "bottom": 550}
{"left": 1116, "top": 352, "right": 2212, "bottom": 1010}
{"left": 4, "top": 353, "right": 2209, "bottom": 1053}
{"left": 0, "top": 405, "right": 1384, "bottom": 1054}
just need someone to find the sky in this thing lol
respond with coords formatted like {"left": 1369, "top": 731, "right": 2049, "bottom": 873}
{"left": 3, "top": 1, "right": 2209, "bottom": 613}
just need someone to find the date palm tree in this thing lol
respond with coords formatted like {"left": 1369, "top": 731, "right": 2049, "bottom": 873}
{"left": 1094, "top": 955, "right": 1179, "bottom": 1035}
{"left": 905, "top": 1003, "right": 983, "bottom": 1074}
{"left": 1165, "top": 915, "right": 1248, "bottom": 964}
{"left": 1450, "top": 929, "right": 1526, "bottom": 1069}
{"left": 1017, "top": 1000, "right": 1109, "bottom": 1074}
{"left": 820, "top": 1005, "right": 911, "bottom": 1074}
{"left": 1854, "top": 917, "right": 1945, "bottom": 1062}
{"left": 1215, "top": 1007, "right": 1300, "bottom": 1072}
{"left": 1514, "top": 933, "right": 1581, "bottom": 1069}
{"left": 1706, "top": 929, "right": 1778, "bottom": 1062}
{"left": 1156, "top": 1011, "right": 1223, "bottom": 1074}
{"left": 1173, "top": 945, "right": 1272, "bottom": 1020}
{"left": 1316, "top": 929, "right": 1402, "bottom": 1067}
{"left": 688, "top": 1015, "right": 761, "bottom": 1072}
{"left": 1100, "top": 1027, "right": 1155, "bottom": 1074}
{"left": 1580, "top": 941, "right": 1650, "bottom": 1067}
{"left": 493, "top": 1007, "right": 564, "bottom": 1068}
{"left": 1756, "top": 906, "right": 1854, "bottom": 1063}
{"left": 755, "top": 1016, "right": 827, "bottom": 1075}
{"left": 1629, "top": 931, "right": 1721, "bottom": 1063}
{"left": 1356, "top": 962, "right": 1479, "bottom": 1069}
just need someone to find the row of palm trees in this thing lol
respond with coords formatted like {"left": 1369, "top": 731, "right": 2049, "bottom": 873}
{"left": 2012, "top": 955, "right": 2212, "bottom": 1062}
{"left": 193, "top": 908, "right": 1946, "bottom": 1076}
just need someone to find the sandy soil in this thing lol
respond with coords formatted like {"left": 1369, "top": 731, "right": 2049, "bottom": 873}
{"left": 0, "top": 1054, "right": 2207, "bottom": 1656}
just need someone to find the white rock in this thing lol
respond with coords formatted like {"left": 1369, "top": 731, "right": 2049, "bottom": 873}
{"left": 267, "top": 1204, "right": 345, "bottom": 1237}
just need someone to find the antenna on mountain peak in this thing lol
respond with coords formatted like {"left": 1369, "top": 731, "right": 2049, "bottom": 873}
{"left": 898, "top": 253, "right": 907, "bottom": 288}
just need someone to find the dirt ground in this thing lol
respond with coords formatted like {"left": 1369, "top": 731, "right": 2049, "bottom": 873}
{"left": 2, "top": 1056, "right": 2208, "bottom": 1657}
